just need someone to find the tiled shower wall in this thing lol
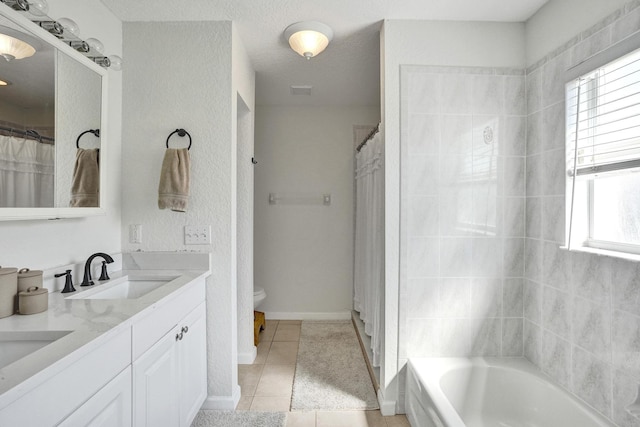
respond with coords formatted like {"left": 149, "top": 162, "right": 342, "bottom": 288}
{"left": 524, "top": 2, "right": 640, "bottom": 426}
{"left": 398, "top": 66, "right": 527, "bottom": 402}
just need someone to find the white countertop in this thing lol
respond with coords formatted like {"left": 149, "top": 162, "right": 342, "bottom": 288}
{"left": 0, "top": 252, "right": 211, "bottom": 410}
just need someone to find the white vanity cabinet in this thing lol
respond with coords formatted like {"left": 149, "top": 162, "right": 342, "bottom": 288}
{"left": 133, "top": 286, "right": 207, "bottom": 427}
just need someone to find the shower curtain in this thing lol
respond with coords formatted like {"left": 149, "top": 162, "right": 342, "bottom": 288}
{"left": 354, "top": 130, "right": 384, "bottom": 367}
{"left": 0, "top": 135, "right": 54, "bottom": 207}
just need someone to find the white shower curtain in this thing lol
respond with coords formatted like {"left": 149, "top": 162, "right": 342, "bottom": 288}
{"left": 354, "top": 131, "right": 384, "bottom": 367}
{"left": 0, "top": 135, "right": 55, "bottom": 207}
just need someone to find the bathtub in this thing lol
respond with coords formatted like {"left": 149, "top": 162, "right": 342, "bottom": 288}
{"left": 405, "top": 357, "right": 615, "bottom": 427}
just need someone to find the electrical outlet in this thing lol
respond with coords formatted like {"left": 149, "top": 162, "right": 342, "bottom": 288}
{"left": 129, "top": 224, "right": 142, "bottom": 243}
{"left": 185, "top": 225, "right": 211, "bottom": 245}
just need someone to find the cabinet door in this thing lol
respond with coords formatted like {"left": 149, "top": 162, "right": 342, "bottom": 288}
{"left": 58, "top": 366, "right": 132, "bottom": 427}
{"left": 133, "top": 328, "right": 179, "bottom": 427}
{"left": 178, "top": 302, "right": 207, "bottom": 427}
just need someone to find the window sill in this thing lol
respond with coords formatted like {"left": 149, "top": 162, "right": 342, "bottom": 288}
{"left": 560, "top": 245, "right": 640, "bottom": 262}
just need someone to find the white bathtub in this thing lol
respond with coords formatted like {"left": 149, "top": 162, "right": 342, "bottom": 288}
{"left": 405, "top": 358, "right": 615, "bottom": 427}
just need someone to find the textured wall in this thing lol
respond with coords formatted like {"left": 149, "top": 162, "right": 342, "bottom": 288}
{"left": 121, "top": 21, "right": 254, "bottom": 409}
{"left": 524, "top": 3, "right": 640, "bottom": 426}
{"left": 0, "top": 0, "right": 122, "bottom": 270}
{"left": 254, "top": 105, "right": 379, "bottom": 318}
{"left": 399, "top": 64, "right": 526, "bottom": 408}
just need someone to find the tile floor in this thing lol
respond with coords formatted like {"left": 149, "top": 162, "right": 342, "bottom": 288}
{"left": 237, "top": 319, "right": 410, "bottom": 427}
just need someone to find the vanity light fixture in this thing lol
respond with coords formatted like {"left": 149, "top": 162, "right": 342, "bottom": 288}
{"left": 0, "top": 28, "right": 35, "bottom": 61}
{"left": 284, "top": 21, "right": 333, "bottom": 60}
{"left": 1, "top": 0, "right": 48, "bottom": 16}
{"left": 57, "top": 17, "right": 79, "bottom": 37}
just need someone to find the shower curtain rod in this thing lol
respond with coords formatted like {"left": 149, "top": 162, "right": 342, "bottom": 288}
{"left": 0, "top": 126, "right": 55, "bottom": 144}
{"left": 356, "top": 123, "right": 380, "bottom": 152}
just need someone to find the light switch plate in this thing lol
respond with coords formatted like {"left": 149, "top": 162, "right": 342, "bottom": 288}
{"left": 185, "top": 225, "right": 211, "bottom": 245}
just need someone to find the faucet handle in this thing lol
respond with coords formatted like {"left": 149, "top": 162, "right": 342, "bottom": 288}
{"left": 98, "top": 261, "right": 110, "bottom": 281}
{"left": 55, "top": 270, "right": 76, "bottom": 293}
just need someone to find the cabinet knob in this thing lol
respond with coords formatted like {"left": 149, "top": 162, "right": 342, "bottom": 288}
{"left": 181, "top": 326, "right": 189, "bottom": 334}
{"left": 175, "top": 332, "right": 183, "bottom": 341}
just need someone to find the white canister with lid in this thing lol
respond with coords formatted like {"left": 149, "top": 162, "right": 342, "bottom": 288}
{"left": 18, "top": 268, "right": 43, "bottom": 293}
{"left": 0, "top": 267, "right": 18, "bottom": 318}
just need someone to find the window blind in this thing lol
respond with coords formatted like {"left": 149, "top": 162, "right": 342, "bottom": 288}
{"left": 566, "top": 47, "right": 640, "bottom": 177}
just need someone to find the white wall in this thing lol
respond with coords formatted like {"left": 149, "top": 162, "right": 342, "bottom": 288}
{"left": 525, "top": 0, "right": 628, "bottom": 66}
{"left": 121, "top": 20, "right": 255, "bottom": 410}
{"left": 254, "top": 105, "right": 379, "bottom": 319}
{"left": 0, "top": 0, "right": 122, "bottom": 270}
{"left": 381, "top": 19, "right": 526, "bottom": 413}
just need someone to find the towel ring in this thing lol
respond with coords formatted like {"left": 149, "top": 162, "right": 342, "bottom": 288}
{"left": 166, "top": 128, "right": 192, "bottom": 150}
{"left": 76, "top": 129, "right": 100, "bottom": 148}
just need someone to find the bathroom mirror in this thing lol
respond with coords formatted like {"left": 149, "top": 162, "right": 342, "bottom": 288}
{"left": 0, "top": 7, "right": 107, "bottom": 220}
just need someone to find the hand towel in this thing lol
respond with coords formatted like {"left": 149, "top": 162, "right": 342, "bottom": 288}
{"left": 70, "top": 148, "right": 99, "bottom": 207}
{"left": 158, "top": 148, "right": 190, "bottom": 212}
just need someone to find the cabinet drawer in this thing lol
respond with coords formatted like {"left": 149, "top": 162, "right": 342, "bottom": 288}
{"left": 0, "top": 329, "right": 131, "bottom": 427}
{"left": 132, "top": 278, "right": 205, "bottom": 360}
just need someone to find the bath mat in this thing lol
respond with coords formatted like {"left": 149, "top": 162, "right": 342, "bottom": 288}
{"left": 191, "top": 410, "right": 286, "bottom": 427}
{"left": 291, "top": 320, "right": 379, "bottom": 410}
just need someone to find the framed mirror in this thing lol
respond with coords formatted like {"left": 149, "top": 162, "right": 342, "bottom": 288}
{"left": 0, "top": 6, "right": 107, "bottom": 220}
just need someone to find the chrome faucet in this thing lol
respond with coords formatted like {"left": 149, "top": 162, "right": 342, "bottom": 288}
{"left": 81, "top": 252, "right": 114, "bottom": 286}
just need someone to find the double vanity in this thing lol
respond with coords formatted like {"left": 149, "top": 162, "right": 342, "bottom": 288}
{"left": 0, "top": 252, "right": 210, "bottom": 427}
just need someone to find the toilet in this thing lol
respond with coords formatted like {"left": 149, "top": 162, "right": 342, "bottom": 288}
{"left": 253, "top": 287, "right": 266, "bottom": 309}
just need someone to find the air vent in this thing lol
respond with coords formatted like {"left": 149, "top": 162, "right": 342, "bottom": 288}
{"left": 290, "top": 85, "right": 312, "bottom": 96}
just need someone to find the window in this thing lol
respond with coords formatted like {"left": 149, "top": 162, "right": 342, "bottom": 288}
{"left": 566, "top": 40, "right": 640, "bottom": 256}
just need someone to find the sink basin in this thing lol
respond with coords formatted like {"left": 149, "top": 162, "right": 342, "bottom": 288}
{"left": 0, "top": 330, "right": 72, "bottom": 370}
{"left": 67, "top": 276, "right": 176, "bottom": 300}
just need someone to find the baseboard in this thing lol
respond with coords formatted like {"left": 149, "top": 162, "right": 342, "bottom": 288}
{"left": 238, "top": 347, "right": 257, "bottom": 364}
{"left": 264, "top": 311, "right": 351, "bottom": 320}
{"left": 377, "top": 389, "right": 397, "bottom": 416}
{"left": 201, "top": 384, "right": 241, "bottom": 410}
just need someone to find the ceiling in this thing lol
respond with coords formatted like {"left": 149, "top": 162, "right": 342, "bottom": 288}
{"left": 99, "top": 0, "right": 549, "bottom": 107}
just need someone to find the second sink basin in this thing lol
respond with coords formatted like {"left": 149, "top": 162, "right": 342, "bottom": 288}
{"left": 0, "top": 330, "right": 73, "bottom": 370}
{"left": 67, "top": 276, "right": 176, "bottom": 300}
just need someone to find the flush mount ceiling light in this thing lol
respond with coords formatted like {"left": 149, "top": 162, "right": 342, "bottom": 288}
{"left": 284, "top": 21, "right": 333, "bottom": 60}
{"left": 0, "top": 27, "right": 36, "bottom": 61}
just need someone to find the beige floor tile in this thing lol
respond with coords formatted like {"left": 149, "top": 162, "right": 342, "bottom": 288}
{"left": 273, "top": 324, "right": 301, "bottom": 342}
{"left": 254, "top": 341, "right": 272, "bottom": 364}
{"left": 249, "top": 396, "right": 291, "bottom": 412}
{"left": 254, "top": 364, "right": 296, "bottom": 397}
{"left": 266, "top": 341, "right": 299, "bottom": 365}
{"left": 286, "top": 411, "right": 316, "bottom": 427}
{"left": 236, "top": 396, "right": 253, "bottom": 410}
{"left": 278, "top": 320, "right": 302, "bottom": 325}
{"left": 316, "top": 410, "right": 386, "bottom": 427}
{"left": 260, "top": 320, "right": 279, "bottom": 342}
{"left": 238, "top": 364, "right": 264, "bottom": 396}
{"left": 384, "top": 415, "right": 410, "bottom": 427}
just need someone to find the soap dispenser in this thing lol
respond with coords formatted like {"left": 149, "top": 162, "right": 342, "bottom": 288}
{"left": 55, "top": 270, "right": 76, "bottom": 293}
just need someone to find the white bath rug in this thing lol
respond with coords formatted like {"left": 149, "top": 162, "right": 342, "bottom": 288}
{"left": 291, "top": 320, "right": 379, "bottom": 411}
{"left": 191, "top": 410, "right": 286, "bottom": 427}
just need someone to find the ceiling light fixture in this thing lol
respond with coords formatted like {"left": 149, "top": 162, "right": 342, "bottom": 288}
{"left": 0, "top": 27, "right": 35, "bottom": 61}
{"left": 0, "top": 78, "right": 10, "bottom": 86}
{"left": 284, "top": 21, "right": 333, "bottom": 60}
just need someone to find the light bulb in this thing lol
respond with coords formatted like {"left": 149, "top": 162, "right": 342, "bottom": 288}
{"left": 26, "top": 0, "right": 48, "bottom": 16}
{"left": 86, "top": 38, "right": 104, "bottom": 55}
{"left": 57, "top": 18, "right": 80, "bottom": 38}
{"left": 108, "top": 55, "right": 122, "bottom": 71}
